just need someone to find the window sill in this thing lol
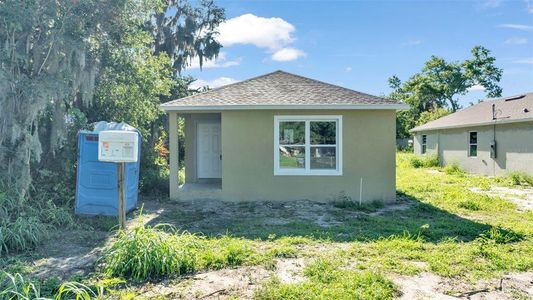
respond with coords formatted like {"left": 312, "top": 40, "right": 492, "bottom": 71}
{"left": 274, "top": 170, "right": 343, "bottom": 176}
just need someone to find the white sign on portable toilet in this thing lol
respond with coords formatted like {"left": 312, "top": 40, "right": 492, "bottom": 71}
{"left": 98, "top": 130, "right": 139, "bottom": 229}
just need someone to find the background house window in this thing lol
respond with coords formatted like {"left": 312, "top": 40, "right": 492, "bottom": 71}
{"left": 469, "top": 132, "right": 477, "bottom": 157}
{"left": 275, "top": 116, "right": 342, "bottom": 175}
{"left": 421, "top": 135, "right": 427, "bottom": 154}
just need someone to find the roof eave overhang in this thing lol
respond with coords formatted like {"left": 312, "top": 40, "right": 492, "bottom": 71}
{"left": 410, "top": 117, "right": 533, "bottom": 133}
{"left": 160, "top": 103, "right": 410, "bottom": 111}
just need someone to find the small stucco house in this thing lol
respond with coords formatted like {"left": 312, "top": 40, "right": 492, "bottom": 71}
{"left": 411, "top": 92, "right": 533, "bottom": 176}
{"left": 160, "top": 70, "right": 408, "bottom": 202}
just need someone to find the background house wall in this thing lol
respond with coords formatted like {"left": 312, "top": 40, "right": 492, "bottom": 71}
{"left": 413, "top": 121, "right": 533, "bottom": 175}
{"left": 220, "top": 109, "right": 397, "bottom": 202}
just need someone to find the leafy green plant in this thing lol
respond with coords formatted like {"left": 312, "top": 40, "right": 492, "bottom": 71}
{"left": 444, "top": 162, "right": 465, "bottom": 175}
{"left": 477, "top": 227, "right": 524, "bottom": 244}
{"left": 103, "top": 223, "right": 200, "bottom": 280}
{"left": 498, "top": 171, "right": 533, "bottom": 187}
{"left": 103, "top": 217, "right": 260, "bottom": 281}
{"left": 0, "top": 272, "right": 99, "bottom": 300}
{"left": 409, "top": 154, "right": 439, "bottom": 168}
{"left": 458, "top": 199, "right": 481, "bottom": 211}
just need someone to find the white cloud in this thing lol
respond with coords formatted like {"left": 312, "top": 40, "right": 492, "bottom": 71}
{"left": 187, "top": 52, "right": 241, "bottom": 70}
{"left": 513, "top": 57, "right": 533, "bottom": 64}
{"left": 505, "top": 37, "right": 528, "bottom": 45}
{"left": 345, "top": 67, "right": 352, "bottom": 72}
{"left": 271, "top": 48, "right": 306, "bottom": 62}
{"left": 498, "top": 24, "right": 533, "bottom": 31}
{"left": 468, "top": 84, "right": 486, "bottom": 92}
{"left": 189, "top": 77, "right": 239, "bottom": 89}
{"left": 216, "top": 13, "right": 306, "bottom": 62}
{"left": 217, "top": 14, "right": 295, "bottom": 50}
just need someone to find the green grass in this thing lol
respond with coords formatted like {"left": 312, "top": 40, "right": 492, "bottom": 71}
{"left": 255, "top": 258, "right": 398, "bottom": 300}
{"left": 4, "top": 152, "right": 533, "bottom": 298}
{"left": 103, "top": 218, "right": 280, "bottom": 281}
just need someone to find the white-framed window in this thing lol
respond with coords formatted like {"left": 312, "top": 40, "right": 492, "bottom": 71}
{"left": 469, "top": 131, "right": 477, "bottom": 157}
{"left": 274, "top": 115, "right": 342, "bottom": 176}
{"left": 421, "top": 135, "right": 427, "bottom": 154}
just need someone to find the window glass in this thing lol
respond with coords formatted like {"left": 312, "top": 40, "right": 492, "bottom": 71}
{"left": 310, "top": 147, "right": 336, "bottom": 169}
{"left": 310, "top": 121, "right": 336, "bottom": 145}
{"left": 279, "top": 121, "right": 305, "bottom": 145}
{"left": 470, "top": 145, "right": 477, "bottom": 157}
{"left": 469, "top": 132, "right": 477, "bottom": 144}
{"left": 469, "top": 132, "right": 478, "bottom": 157}
{"left": 275, "top": 116, "right": 341, "bottom": 175}
{"left": 279, "top": 146, "right": 305, "bottom": 169}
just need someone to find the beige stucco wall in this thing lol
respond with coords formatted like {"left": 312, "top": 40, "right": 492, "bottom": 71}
{"left": 219, "top": 109, "right": 397, "bottom": 202}
{"left": 413, "top": 121, "right": 533, "bottom": 175}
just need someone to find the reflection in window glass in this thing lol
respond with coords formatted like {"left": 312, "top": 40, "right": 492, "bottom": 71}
{"left": 310, "top": 121, "right": 336, "bottom": 145}
{"left": 469, "top": 132, "right": 478, "bottom": 157}
{"left": 279, "top": 121, "right": 305, "bottom": 145}
{"left": 279, "top": 146, "right": 305, "bottom": 169}
{"left": 310, "top": 147, "right": 336, "bottom": 169}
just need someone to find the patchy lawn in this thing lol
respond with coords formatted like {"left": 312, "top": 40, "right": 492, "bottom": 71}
{"left": 1, "top": 153, "right": 533, "bottom": 299}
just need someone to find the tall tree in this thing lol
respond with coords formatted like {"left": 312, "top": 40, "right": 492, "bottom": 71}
{"left": 151, "top": 0, "right": 225, "bottom": 73}
{"left": 0, "top": 0, "right": 127, "bottom": 197}
{"left": 389, "top": 46, "right": 503, "bottom": 138}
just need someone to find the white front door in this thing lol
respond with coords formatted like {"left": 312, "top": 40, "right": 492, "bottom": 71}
{"left": 197, "top": 122, "right": 222, "bottom": 178}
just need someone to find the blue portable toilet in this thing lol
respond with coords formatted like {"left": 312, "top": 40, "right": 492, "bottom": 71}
{"left": 75, "top": 122, "right": 141, "bottom": 216}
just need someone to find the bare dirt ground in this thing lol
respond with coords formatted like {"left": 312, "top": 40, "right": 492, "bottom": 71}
{"left": 20, "top": 197, "right": 533, "bottom": 299}
{"left": 471, "top": 186, "right": 533, "bottom": 211}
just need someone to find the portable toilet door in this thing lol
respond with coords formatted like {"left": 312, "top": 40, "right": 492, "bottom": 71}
{"left": 75, "top": 131, "right": 140, "bottom": 216}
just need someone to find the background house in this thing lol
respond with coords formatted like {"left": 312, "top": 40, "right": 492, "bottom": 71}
{"left": 411, "top": 92, "right": 533, "bottom": 176}
{"left": 161, "top": 70, "right": 408, "bottom": 202}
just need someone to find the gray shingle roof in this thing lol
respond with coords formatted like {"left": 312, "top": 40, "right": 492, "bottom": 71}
{"left": 411, "top": 92, "right": 533, "bottom": 132}
{"left": 161, "top": 70, "right": 407, "bottom": 110}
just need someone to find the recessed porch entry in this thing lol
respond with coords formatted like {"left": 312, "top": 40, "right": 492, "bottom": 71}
{"left": 197, "top": 121, "right": 222, "bottom": 179}
{"left": 169, "top": 112, "right": 222, "bottom": 200}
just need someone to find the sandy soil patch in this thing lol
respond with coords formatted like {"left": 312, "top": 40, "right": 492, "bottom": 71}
{"left": 393, "top": 272, "right": 533, "bottom": 300}
{"left": 471, "top": 186, "right": 533, "bottom": 211}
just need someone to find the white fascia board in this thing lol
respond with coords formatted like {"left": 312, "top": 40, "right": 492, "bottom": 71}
{"left": 410, "top": 117, "right": 533, "bottom": 133}
{"left": 160, "top": 103, "right": 410, "bottom": 111}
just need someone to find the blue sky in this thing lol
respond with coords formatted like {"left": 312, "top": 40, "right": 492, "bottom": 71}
{"left": 184, "top": 0, "right": 533, "bottom": 107}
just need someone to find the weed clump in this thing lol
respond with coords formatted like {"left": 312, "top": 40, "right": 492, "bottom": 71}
{"left": 330, "top": 192, "right": 384, "bottom": 212}
{"left": 409, "top": 154, "right": 439, "bottom": 168}
{"left": 444, "top": 162, "right": 465, "bottom": 176}
{"left": 103, "top": 221, "right": 259, "bottom": 281}
{"left": 497, "top": 171, "right": 533, "bottom": 187}
{"left": 458, "top": 199, "right": 481, "bottom": 211}
{"left": 0, "top": 272, "right": 98, "bottom": 300}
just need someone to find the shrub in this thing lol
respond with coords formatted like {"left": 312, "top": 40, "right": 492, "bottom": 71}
{"left": 409, "top": 154, "right": 439, "bottom": 168}
{"left": 444, "top": 162, "right": 464, "bottom": 175}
